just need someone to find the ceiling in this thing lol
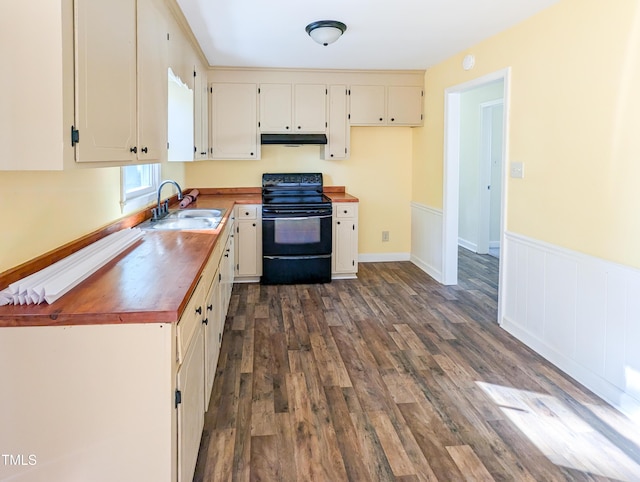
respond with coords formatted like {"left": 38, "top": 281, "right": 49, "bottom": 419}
{"left": 175, "top": 0, "right": 560, "bottom": 71}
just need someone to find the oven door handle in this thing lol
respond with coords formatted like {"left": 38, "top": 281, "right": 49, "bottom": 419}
{"left": 263, "top": 214, "right": 333, "bottom": 221}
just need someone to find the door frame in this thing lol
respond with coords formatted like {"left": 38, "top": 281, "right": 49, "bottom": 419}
{"left": 442, "top": 68, "right": 510, "bottom": 323}
{"left": 478, "top": 99, "right": 504, "bottom": 255}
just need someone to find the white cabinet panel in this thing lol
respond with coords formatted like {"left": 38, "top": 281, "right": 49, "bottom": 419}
{"left": 323, "top": 85, "right": 349, "bottom": 160}
{"left": 294, "top": 84, "right": 327, "bottom": 133}
{"left": 349, "top": 85, "right": 385, "bottom": 125}
{"left": 74, "top": 0, "right": 137, "bottom": 163}
{"left": 387, "top": 86, "right": 423, "bottom": 125}
{"left": 137, "top": 0, "right": 168, "bottom": 162}
{"left": 177, "top": 327, "right": 204, "bottom": 482}
{"left": 210, "top": 83, "right": 259, "bottom": 159}
{"left": 259, "top": 83, "right": 326, "bottom": 133}
{"left": 235, "top": 205, "right": 262, "bottom": 279}
{"left": 332, "top": 203, "right": 358, "bottom": 278}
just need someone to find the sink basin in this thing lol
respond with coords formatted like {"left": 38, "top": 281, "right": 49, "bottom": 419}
{"left": 167, "top": 208, "right": 225, "bottom": 219}
{"left": 139, "top": 217, "right": 221, "bottom": 231}
{"left": 138, "top": 208, "right": 226, "bottom": 231}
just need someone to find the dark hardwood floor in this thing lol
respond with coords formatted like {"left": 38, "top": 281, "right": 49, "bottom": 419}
{"left": 194, "top": 250, "right": 640, "bottom": 481}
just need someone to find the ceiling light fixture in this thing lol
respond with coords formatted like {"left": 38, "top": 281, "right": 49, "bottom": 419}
{"left": 305, "top": 20, "right": 347, "bottom": 46}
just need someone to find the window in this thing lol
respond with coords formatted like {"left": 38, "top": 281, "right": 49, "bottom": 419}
{"left": 120, "top": 163, "right": 161, "bottom": 213}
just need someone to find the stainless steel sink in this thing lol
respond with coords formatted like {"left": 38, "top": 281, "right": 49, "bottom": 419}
{"left": 138, "top": 208, "right": 226, "bottom": 231}
{"left": 168, "top": 209, "right": 225, "bottom": 219}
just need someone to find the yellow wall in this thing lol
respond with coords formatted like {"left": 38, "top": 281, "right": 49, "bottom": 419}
{"left": 413, "top": 0, "right": 640, "bottom": 268}
{"left": 0, "top": 161, "right": 185, "bottom": 273}
{"left": 185, "top": 127, "right": 413, "bottom": 255}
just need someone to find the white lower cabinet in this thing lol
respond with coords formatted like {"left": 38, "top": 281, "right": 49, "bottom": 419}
{"left": 235, "top": 204, "right": 262, "bottom": 281}
{"left": 203, "top": 266, "right": 222, "bottom": 408}
{"left": 332, "top": 202, "right": 359, "bottom": 278}
{"left": 0, "top": 213, "right": 235, "bottom": 482}
{"left": 176, "top": 325, "right": 205, "bottom": 482}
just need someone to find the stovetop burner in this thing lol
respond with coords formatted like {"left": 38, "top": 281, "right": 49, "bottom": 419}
{"left": 262, "top": 173, "right": 331, "bottom": 209}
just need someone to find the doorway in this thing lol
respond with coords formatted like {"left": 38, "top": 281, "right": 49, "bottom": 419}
{"left": 442, "top": 68, "right": 510, "bottom": 323}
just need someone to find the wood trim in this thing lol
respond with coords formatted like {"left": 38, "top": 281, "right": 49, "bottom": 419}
{"left": 0, "top": 195, "right": 178, "bottom": 290}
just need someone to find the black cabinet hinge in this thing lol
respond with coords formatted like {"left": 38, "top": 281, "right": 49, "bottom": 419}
{"left": 70, "top": 126, "right": 79, "bottom": 146}
{"left": 167, "top": 33, "right": 170, "bottom": 41}
{"left": 175, "top": 389, "right": 182, "bottom": 408}
{"left": 210, "top": 87, "right": 213, "bottom": 93}
{"left": 193, "top": 70, "right": 196, "bottom": 77}
{"left": 258, "top": 87, "right": 261, "bottom": 94}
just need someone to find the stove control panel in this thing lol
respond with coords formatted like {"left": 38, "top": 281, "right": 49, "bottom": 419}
{"left": 262, "top": 172, "right": 323, "bottom": 188}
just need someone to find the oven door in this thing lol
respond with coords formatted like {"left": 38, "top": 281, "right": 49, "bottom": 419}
{"left": 262, "top": 207, "right": 332, "bottom": 256}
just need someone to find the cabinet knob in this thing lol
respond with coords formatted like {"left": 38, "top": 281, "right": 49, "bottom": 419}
{"left": 285, "top": 126, "right": 290, "bottom": 130}
{"left": 250, "top": 152, "right": 254, "bottom": 156}
{"left": 343, "top": 210, "right": 348, "bottom": 213}
{"left": 141, "top": 146, "right": 148, "bottom": 153}
{"left": 379, "top": 118, "right": 383, "bottom": 122}
{"left": 130, "top": 146, "right": 137, "bottom": 154}
{"left": 337, "top": 221, "right": 341, "bottom": 225}
{"left": 390, "top": 118, "right": 395, "bottom": 122}
{"left": 195, "top": 306, "right": 202, "bottom": 315}
{"left": 207, "top": 304, "right": 213, "bottom": 311}
{"left": 330, "top": 154, "right": 334, "bottom": 158}
{"left": 297, "top": 126, "right": 301, "bottom": 130}
{"left": 252, "top": 223, "right": 256, "bottom": 227}
{"left": 200, "top": 151, "right": 206, "bottom": 155}
{"left": 202, "top": 318, "right": 208, "bottom": 325}
{"left": 245, "top": 212, "right": 250, "bottom": 216}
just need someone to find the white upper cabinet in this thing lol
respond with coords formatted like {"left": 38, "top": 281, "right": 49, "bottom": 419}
{"left": 293, "top": 84, "right": 327, "bottom": 133}
{"left": 349, "top": 84, "right": 423, "bottom": 126}
{"left": 259, "top": 83, "right": 291, "bottom": 133}
{"left": 194, "top": 64, "right": 209, "bottom": 160}
{"left": 348, "top": 85, "right": 386, "bottom": 125}
{"left": 259, "top": 83, "right": 327, "bottom": 133}
{"left": 75, "top": 0, "right": 167, "bottom": 164}
{"left": 210, "top": 83, "right": 260, "bottom": 160}
{"left": 387, "top": 86, "right": 424, "bottom": 126}
{"left": 322, "top": 85, "right": 350, "bottom": 160}
{"left": 74, "top": 0, "right": 137, "bottom": 163}
{"left": 0, "top": 0, "right": 74, "bottom": 170}
{"left": 137, "top": 0, "right": 168, "bottom": 162}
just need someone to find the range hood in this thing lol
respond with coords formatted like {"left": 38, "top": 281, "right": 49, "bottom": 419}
{"left": 261, "top": 133, "right": 327, "bottom": 145}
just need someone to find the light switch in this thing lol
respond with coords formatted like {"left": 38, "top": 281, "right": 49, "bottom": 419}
{"left": 510, "top": 162, "right": 524, "bottom": 179}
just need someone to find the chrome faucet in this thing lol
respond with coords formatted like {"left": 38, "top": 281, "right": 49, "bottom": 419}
{"left": 152, "top": 180, "right": 183, "bottom": 221}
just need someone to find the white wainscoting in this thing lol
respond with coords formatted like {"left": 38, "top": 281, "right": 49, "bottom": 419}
{"left": 502, "top": 231, "right": 640, "bottom": 422}
{"left": 410, "top": 202, "right": 443, "bottom": 283}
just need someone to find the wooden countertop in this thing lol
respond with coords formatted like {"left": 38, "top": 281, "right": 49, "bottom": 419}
{"left": 0, "top": 188, "right": 357, "bottom": 327}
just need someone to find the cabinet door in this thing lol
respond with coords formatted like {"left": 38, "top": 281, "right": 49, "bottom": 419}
{"left": 194, "top": 65, "right": 209, "bottom": 160}
{"left": 236, "top": 213, "right": 262, "bottom": 278}
{"left": 349, "top": 85, "right": 385, "bottom": 126}
{"left": 259, "top": 83, "right": 292, "bottom": 132}
{"left": 177, "top": 327, "right": 205, "bottom": 482}
{"left": 221, "top": 229, "right": 235, "bottom": 313}
{"left": 294, "top": 84, "right": 327, "bottom": 133}
{"left": 203, "top": 267, "right": 221, "bottom": 408}
{"left": 137, "top": 0, "right": 167, "bottom": 162}
{"left": 210, "top": 83, "right": 259, "bottom": 159}
{"left": 332, "top": 203, "right": 359, "bottom": 276}
{"left": 323, "top": 85, "right": 349, "bottom": 160}
{"left": 75, "top": 0, "right": 137, "bottom": 162}
{"left": 387, "top": 86, "right": 423, "bottom": 126}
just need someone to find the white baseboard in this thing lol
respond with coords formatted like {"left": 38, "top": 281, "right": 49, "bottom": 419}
{"left": 358, "top": 253, "right": 410, "bottom": 263}
{"left": 458, "top": 238, "right": 477, "bottom": 252}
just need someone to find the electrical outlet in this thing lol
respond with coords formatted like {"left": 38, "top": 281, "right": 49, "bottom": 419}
{"left": 510, "top": 161, "right": 524, "bottom": 179}
{"left": 382, "top": 231, "right": 390, "bottom": 242}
